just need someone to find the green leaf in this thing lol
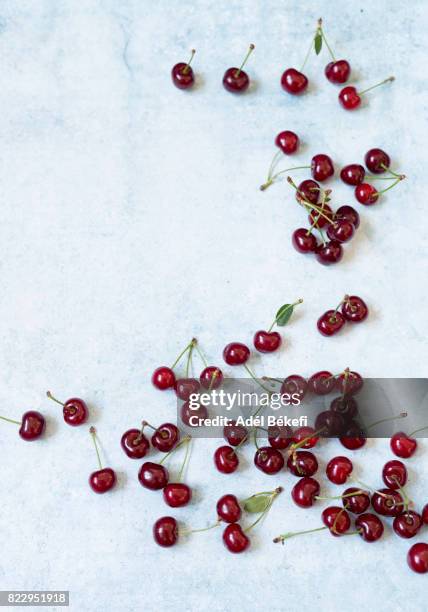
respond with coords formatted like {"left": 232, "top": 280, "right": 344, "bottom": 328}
{"left": 314, "top": 32, "right": 323, "bottom": 55}
{"left": 275, "top": 303, "right": 294, "bottom": 327}
{"left": 243, "top": 494, "right": 272, "bottom": 514}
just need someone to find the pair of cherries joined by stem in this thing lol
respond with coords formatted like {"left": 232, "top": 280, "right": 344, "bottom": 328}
{"left": 121, "top": 421, "right": 180, "bottom": 459}
{"left": 260, "top": 149, "right": 334, "bottom": 192}
{"left": 317, "top": 295, "right": 368, "bottom": 336}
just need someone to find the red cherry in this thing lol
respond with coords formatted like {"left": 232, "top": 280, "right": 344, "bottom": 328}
{"left": 315, "top": 411, "right": 345, "bottom": 436}
{"left": 335, "top": 205, "right": 360, "bottom": 229}
{"left": 223, "top": 45, "right": 254, "bottom": 93}
{"left": 254, "top": 447, "right": 284, "bottom": 474}
{"left": 89, "top": 468, "right": 116, "bottom": 494}
{"left": 223, "top": 420, "right": 248, "bottom": 447}
{"left": 217, "top": 494, "right": 242, "bottom": 523}
{"left": 330, "top": 396, "right": 359, "bottom": 421}
{"left": 355, "top": 513, "right": 384, "bottom": 542}
{"left": 341, "top": 296, "right": 368, "bottom": 323}
{"left": 311, "top": 154, "right": 334, "bottom": 182}
{"left": 223, "top": 342, "right": 250, "bottom": 366}
{"left": 281, "top": 68, "right": 308, "bottom": 95}
{"left": 163, "top": 483, "right": 192, "bottom": 508}
{"left": 393, "top": 511, "right": 422, "bottom": 539}
{"left": 390, "top": 432, "right": 417, "bottom": 458}
{"left": 180, "top": 401, "right": 208, "bottom": 427}
{"left": 287, "top": 450, "right": 318, "bottom": 477}
{"left": 327, "top": 219, "right": 355, "bottom": 243}
{"left": 214, "top": 446, "right": 239, "bottom": 474}
{"left": 325, "top": 60, "right": 350, "bottom": 84}
{"left": 336, "top": 370, "right": 364, "bottom": 396}
{"left": 342, "top": 487, "right": 371, "bottom": 514}
{"left": 339, "top": 86, "right": 361, "bottom": 110}
{"left": 199, "top": 366, "right": 223, "bottom": 389}
{"left": 317, "top": 310, "right": 345, "bottom": 337}
{"left": 223, "top": 523, "right": 250, "bottom": 553}
{"left": 308, "top": 371, "right": 335, "bottom": 395}
{"left": 371, "top": 488, "right": 404, "bottom": 517}
{"left": 47, "top": 391, "right": 88, "bottom": 426}
{"left": 326, "top": 456, "right": 353, "bottom": 485}
{"left": 275, "top": 130, "right": 299, "bottom": 154}
{"left": 292, "top": 426, "right": 319, "bottom": 449}
{"left": 121, "top": 428, "right": 150, "bottom": 459}
{"left": 153, "top": 516, "right": 179, "bottom": 547}
{"left": 281, "top": 375, "right": 307, "bottom": 401}
{"left": 291, "top": 477, "right": 320, "bottom": 508}
{"left": 322, "top": 506, "right": 351, "bottom": 536}
{"left": 340, "top": 164, "right": 366, "bottom": 186}
{"left": 174, "top": 378, "right": 201, "bottom": 401}
{"left": 171, "top": 50, "right": 195, "bottom": 90}
{"left": 253, "top": 330, "right": 282, "bottom": 353}
{"left": 152, "top": 366, "right": 176, "bottom": 390}
{"left": 268, "top": 424, "right": 292, "bottom": 450}
{"left": 308, "top": 203, "right": 334, "bottom": 229}
{"left": 355, "top": 183, "right": 379, "bottom": 205}
{"left": 422, "top": 504, "right": 428, "bottom": 525}
{"left": 407, "top": 543, "right": 428, "bottom": 574}
{"left": 315, "top": 241, "right": 343, "bottom": 265}
{"left": 138, "top": 461, "right": 169, "bottom": 490}
{"left": 292, "top": 228, "right": 319, "bottom": 254}
{"left": 18, "top": 411, "right": 46, "bottom": 441}
{"left": 382, "top": 460, "right": 408, "bottom": 489}
{"left": 365, "top": 148, "right": 390, "bottom": 174}
{"left": 151, "top": 423, "right": 180, "bottom": 452}
{"left": 339, "top": 421, "right": 367, "bottom": 450}
{"left": 296, "top": 179, "right": 320, "bottom": 205}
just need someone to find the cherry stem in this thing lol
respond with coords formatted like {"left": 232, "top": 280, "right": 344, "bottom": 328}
{"left": 159, "top": 435, "right": 191, "bottom": 465}
{"left": 268, "top": 299, "right": 303, "bottom": 331}
{"left": 392, "top": 476, "right": 412, "bottom": 512}
{"left": 319, "top": 22, "right": 336, "bottom": 62}
{"left": 235, "top": 44, "right": 255, "bottom": 78}
{"left": 46, "top": 391, "right": 64, "bottom": 407}
{"left": 377, "top": 176, "right": 405, "bottom": 195}
{"left": 366, "top": 412, "right": 407, "bottom": 431}
{"left": 366, "top": 175, "right": 398, "bottom": 181}
{"left": 0, "top": 415, "right": 21, "bottom": 426}
{"left": 266, "top": 150, "right": 283, "bottom": 183}
{"left": 207, "top": 369, "right": 220, "bottom": 391}
{"left": 262, "top": 376, "right": 283, "bottom": 385}
{"left": 408, "top": 425, "right": 428, "bottom": 437}
{"left": 350, "top": 478, "right": 390, "bottom": 498}
{"left": 185, "top": 338, "right": 197, "bottom": 377}
{"left": 274, "top": 526, "right": 326, "bottom": 543}
{"left": 357, "top": 76, "right": 394, "bottom": 96}
{"left": 141, "top": 420, "right": 156, "bottom": 432}
{"left": 177, "top": 437, "right": 192, "bottom": 482}
{"left": 288, "top": 427, "right": 326, "bottom": 453}
{"left": 193, "top": 342, "right": 208, "bottom": 367}
{"left": 89, "top": 427, "right": 103, "bottom": 470}
{"left": 316, "top": 490, "right": 366, "bottom": 501}
{"left": 243, "top": 364, "right": 273, "bottom": 394}
{"left": 182, "top": 49, "right": 196, "bottom": 75}
{"left": 253, "top": 428, "right": 260, "bottom": 450}
{"left": 170, "top": 339, "right": 195, "bottom": 370}
{"left": 381, "top": 164, "right": 402, "bottom": 179}
{"left": 183, "top": 520, "right": 221, "bottom": 535}
{"left": 260, "top": 166, "right": 311, "bottom": 190}
{"left": 287, "top": 177, "right": 333, "bottom": 224}
{"left": 242, "top": 487, "right": 280, "bottom": 504}
{"left": 245, "top": 487, "right": 282, "bottom": 533}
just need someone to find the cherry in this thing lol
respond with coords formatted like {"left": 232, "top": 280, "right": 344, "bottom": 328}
{"left": 223, "top": 523, "right": 250, "bottom": 553}
{"left": 342, "top": 488, "right": 371, "bottom": 514}
{"left": 163, "top": 483, "right": 192, "bottom": 508}
{"left": 339, "top": 77, "right": 394, "bottom": 110}
{"left": 341, "top": 296, "right": 368, "bottom": 323}
{"left": 121, "top": 427, "right": 150, "bottom": 459}
{"left": 308, "top": 371, "right": 335, "bottom": 395}
{"left": 340, "top": 164, "right": 365, "bottom": 186}
{"left": 296, "top": 179, "right": 320, "bottom": 205}
{"left": 423, "top": 504, "right": 428, "bottom": 525}
{"left": 46, "top": 391, "right": 88, "bottom": 426}
{"left": 339, "top": 422, "right": 367, "bottom": 450}
{"left": 291, "top": 477, "right": 320, "bottom": 508}
{"left": 365, "top": 148, "right": 390, "bottom": 174}
{"left": 308, "top": 203, "right": 333, "bottom": 228}
{"left": 171, "top": 50, "right": 196, "bottom": 90}
{"left": 311, "top": 154, "right": 334, "bottom": 182}
{"left": 322, "top": 506, "right": 351, "bottom": 536}
{"left": 223, "top": 44, "right": 255, "bottom": 93}
{"left": 152, "top": 366, "right": 176, "bottom": 390}
{"left": 335, "top": 205, "right": 360, "bottom": 229}
{"left": 407, "top": 542, "right": 428, "bottom": 574}
{"left": 88, "top": 427, "right": 116, "bottom": 494}
{"left": 174, "top": 378, "right": 201, "bottom": 401}
{"left": 254, "top": 446, "right": 284, "bottom": 474}
{"left": 371, "top": 488, "right": 404, "bottom": 517}
{"left": 180, "top": 401, "right": 208, "bottom": 427}
{"left": 153, "top": 516, "right": 179, "bottom": 547}
{"left": 327, "top": 219, "right": 355, "bottom": 243}
{"left": 214, "top": 446, "right": 239, "bottom": 474}
{"left": 287, "top": 450, "right": 318, "bottom": 477}
{"left": 138, "top": 461, "right": 169, "bottom": 490}
{"left": 217, "top": 494, "right": 242, "bottom": 523}
{"left": 330, "top": 396, "right": 358, "bottom": 421}
{"left": 325, "top": 60, "right": 351, "bottom": 84}
{"left": 253, "top": 330, "right": 281, "bottom": 353}
{"left": 268, "top": 424, "right": 292, "bottom": 450}
{"left": 292, "top": 426, "right": 320, "bottom": 449}
{"left": 315, "top": 241, "right": 343, "bottom": 265}
{"left": 355, "top": 513, "right": 384, "bottom": 542}
{"left": 315, "top": 411, "right": 346, "bottom": 437}
{"left": 281, "top": 375, "right": 308, "bottom": 401}
{"left": 275, "top": 130, "right": 299, "bottom": 155}
{"left": 382, "top": 460, "right": 408, "bottom": 489}
{"left": 199, "top": 366, "right": 223, "bottom": 390}
{"left": 317, "top": 310, "right": 345, "bottom": 336}
{"left": 223, "top": 342, "right": 250, "bottom": 366}
{"left": 281, "top": 68, "right": 308, "bottom": 95}
{"left": 151, "top": 423, "right": 180, "bottom": 452}
{"left": 292, "top": 228, "right": 319, "bottom": 254}
{"left": 326, "top": 456, "right": 353, "bottom": 485}
{"left": 223, "top": 420, "right": 248, "bottom": 447}
{"left": 0, "top": 411, "right": 47, "bottom": 441}
{"left": 393, "top": 511, "right": 422, "bottom": 539}
{"left": 336, "top": 370, "right": 363, "bottom": 396}
{"left": 355, "top": 183, "right": 378, "bottom": 205}
{"left": 390, "top": 432, "right": 417, "bottom": 458}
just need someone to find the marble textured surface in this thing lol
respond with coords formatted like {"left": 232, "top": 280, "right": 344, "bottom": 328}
{"left": 0, "top": 1, "right": 427, "bottom": 610}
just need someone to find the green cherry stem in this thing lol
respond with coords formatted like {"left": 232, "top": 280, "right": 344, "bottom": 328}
{"left": 287, "top": 177, "right": 333, "bottom": 224}
{"left": 245, "top": 487, "right": 282, "bottom": 533}
{"left": 0, "top": 415, "right": 21, "bottom": 426}
{"left": 90, "top": 427, "right": 103, "bottom": 470}
{"left": 315, "top": 490, "right": 366, "bottom": 501}
{"left": 274, "top": 526, "right": 326, "bottom": 543}
{"left": 170, "top": 339, "right": 194, "bottom": 370}
{"left": 193, "top": 342, "right": 208, "bottom": 367}
{"left": 376, "top": 176, "right": 405, "bottom": 196}
{"left": 243, "top": 364, "right": 273, "bottom": 394}
{"left": 260, "top": 166, "right": 310, "bottom": 191}
{"left": 181, "top": 520, "right": 221, "bottom": 536}
{"left": 268, "top": 299, "right": 303, "bottom": 332}
{"left": 366, "top": 412, "right": 407, "bottom": 431}
{"left": 185, "top": 339, "right": 197, "bottom": 377}
{"left": 408, "top": 425, "right": 428, "bottom": 437}
{"left": 381, "top": 164, "right": 403, "bottom": 179}
{"left": 357, "top": 76, "right": 395, "bottom": 96}
{"left": 235, "top": 44, "right": 255, "bottom": 78}
{"left": 46, "top": 391, "right": 64, "bottom": 406}
{"left": 177, "top": 437, "right": 192, "bottom": 482}
{"left": 159, "top": 435, "right": 191, "bottom": 465}
{"left": 182, "top": 49, "right": 196, "bottom": 75}
{"left": 319, "top": 19, "right": 336, "bottom": 61}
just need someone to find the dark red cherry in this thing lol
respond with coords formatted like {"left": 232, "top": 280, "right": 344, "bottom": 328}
{"left": 322, "top": 506, "right": 351, "bottom": 536}
{"left": 311, "top": 154, "right": 334, "bottom": 182}
{"left": 326, "top": 456, "right": 353, "bottom": 485}
{"left": 382, "top": 460, "right": 408, "bottom": 489}
{"left": 325, "top": 60, "right": 351, "bottom": 84}
{"left": 341, "top": 296, "right": 368, "bottom": 323}
{"left": 355, "top": 513, "right": 384, "bottom": 542}
{"left": 121, "top": 429, "right": 150, "bottom": 459}
{"left": 422, "top": 504, "right": 428, "bottom": 525}
{"left": 316, "top": 411, "right": 346, "bottom": 437}
{"left": 223, "top": 420, "right": 248, "bottom": 447}
{"left": 223, "top": 523, "right": 250, "bottom": 553}
{"left": 171, "top": 50, "right": 195, "bottom": 90}
{"left": 335, "top": 205, "right": 360, "bottom": 229}
{"left": 18, "top": 411, "right": 45, "bottom": 441}
{"left": 326, "top": 219, "right": 355, "bottom": 243}
{"left": 180, "top": 401, "right": 208, "bottom": 427}
{"left": 336, "top": 370, "right": 364, "bottom": 396}
{"left": 393, "top": 511, "right": 422, "bottom": 539}
{"left": 174, "top": 378, "right": 201, "bottom": 401}
{"left": 308, "top": 203, "right": 333, "bottom": 228}
{"left": 339, "top": 86, "right": 361, "bottom": 110}
{"left": 89, "top": 468, "right": 116, "bottom": 493}
{"left": 296, "top": 179, "right": 320, "bottom": 205}
{"left": 315, "top": 241, "right": 343, "bottom": 265}
{"left": 200, "top": 366, "right": 223, "bottom": 389}
{"left": 317, "top": 310, "right": 345, "bottom": 337}
{"left": 330, "top": 396, "right": 358, "bottom": 421}
{"left": 281, "top": 68, "right": 308, "bottom": 95}
{"left": 292, "top": 426, "right": 319, "bottom": 449}
{"left": 163, "top": 483, "right": 192, "bottom": 508}
{"left": 339, "top": 421, "right": 367, "bottom": 450}
{"left": 407, "top": 543, "right": 428, "bottom": 573}
{"left": 152, "top": 367, "right": 176, "bottom": 390}
{"left": 214, "top": 446, "right": 239, "bottom": 474}
{"left": 281, "top": 375, "right": 307, "bottom": 401}
{"left": 253, "top": 330, "right": 282, "bottom": 353}
{"left": 308, "top": 371, "right": 335, "bottom": 395}
{"left": 390, "top": 432, "right": 417, "bottom": 458}
{"left": 365, "top": 148, "right": 390, "bottom": 174}
{"left": 275, "top": 130, "right": 299, "bottom": 154}
{"left": 291, "top": 477, "right": 320, "bottom": 508}
{"left": 268, "top": 424, "right": 292, "bottom": 450}
{"left": 355, "top": 183, "right": 378, "bottom": 205}
{"left": 254, "top": 447, "right": 284, "bottom": 474}
{"left": 138, "top": 462, "right": 169, "bottom": 490}
{"left": 223, "top": 44, "right": 254, "bottom": 93}
{"left": 151, "top": 423, "right": 180, "bottom": 452}
{"left": 287, "top": 450, "right": 318, "bottom": 477}
{"left": 340, "top": 164, "right": 365, "bottom": 186}
{"left": 292, "top": 228, "right": 319, "bottom": 254}
{"left": 223, "top": 342, "right": 250, "bottom": 366}
{"left": 371, "top": 488, "right": 404, "bottom": 517}
{"left": 47, "top": 392, "right": 88, "bottom": 426}
{"left": 153, "top": 516, "right": 178, "bottom": 547}
{"left": 342, "top": 487, "right": 371, "bottom": 514}
{"left": 217, "top": 494, "right": 242, "bottom": 523}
